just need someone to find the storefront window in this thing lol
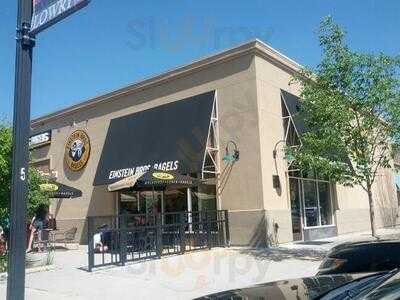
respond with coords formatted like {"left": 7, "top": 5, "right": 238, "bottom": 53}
{"left": 318, "top": 182, "right": 333, "bottom": 225}
{"left": 120, "top": 192, "right": 141, "bottom": 214}
{"left": 289, "top": 178, "right": 303, "bottom": 240}
{"left": 303, "top": 181, "right": 319, "bottom": 227}
{"left": 395, "top": 165, "right": 400, "bottom": 206}
{"left": 289, "top": 177, "right": 334, "bottom": 229}
{"left": 120, "top": 191, "right": 163, "bottom": 215}
{"left": 282, "top": 90, "right": 334, "bottom": 231}
{"left": 164, "top": 189, "right": 187, "bottom": 213}
{"left": 193, "top": 184, "right": 217, "bottom": 211}
{"left": 119, "top": 184, "right": 217, "bottom": 217}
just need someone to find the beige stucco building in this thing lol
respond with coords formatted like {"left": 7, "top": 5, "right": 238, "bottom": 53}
{"left": 30, "top": 40, "right": 399, "bottom": 246}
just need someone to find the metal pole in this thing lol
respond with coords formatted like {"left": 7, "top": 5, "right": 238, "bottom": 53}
{"left": 87, "top": 217, "right": 94, "bottom": 272}
{"left": 119, "top": 215, "right": 127, "bottom": 266}
{"left": 206, "top": 211, "right": 212, "bottom": 250}
{"left": 224, "top": 210, "right": 230, "bottom": 247}
{"left": 187, "top": 188, "right": 192, "bottom": 232}
{"left": 137, "top": 191, "right": 140, "bottom": 212}
{"left": 179, "top": 212, "right": 185, "bottom": 254}
{"left": 161, "top": 190, "right": 164, "bottom": 225}
{"left": 7, "top": 1, "right": 35, "bottom": 299}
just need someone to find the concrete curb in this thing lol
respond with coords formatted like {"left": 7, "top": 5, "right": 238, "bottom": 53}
{"left": 0, "top": 264, "right": 56, "bottom": 282}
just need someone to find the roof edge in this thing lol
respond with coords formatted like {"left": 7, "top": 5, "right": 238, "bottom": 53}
{"left": 31, "top": 39, "right": 302, "bottom": 127}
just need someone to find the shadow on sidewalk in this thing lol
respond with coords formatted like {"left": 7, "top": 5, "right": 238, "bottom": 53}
{"left": 238, "top": 246, "right": 327, "bottom": 262}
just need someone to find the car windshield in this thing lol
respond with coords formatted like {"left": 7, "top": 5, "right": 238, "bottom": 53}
{"left": 363, "top": 270, "right": 400, "bottom": 300}
{"left": 319, "top": 270, "right": 400, "bottom": 300}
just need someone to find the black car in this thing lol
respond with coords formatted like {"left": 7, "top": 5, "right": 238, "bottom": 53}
{"left": 318, "top": 239, "right": 400, "bottom": 275}
{"left": 195, "top": 269, "right": 400, "bottom": 300}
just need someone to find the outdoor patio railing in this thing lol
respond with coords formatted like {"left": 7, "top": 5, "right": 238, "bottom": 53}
{"left": 87, "top": 210, "right": 230, "bottom": 271}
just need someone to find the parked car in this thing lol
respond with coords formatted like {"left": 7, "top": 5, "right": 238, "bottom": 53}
{"left": 195, "top": 269, "right": 400, "bottom": 300}
{"left": 318, "top": 239, "right": 400, "bottom": 275}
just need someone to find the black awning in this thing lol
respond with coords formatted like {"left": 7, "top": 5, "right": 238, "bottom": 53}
{"left": 93, "top": 91, "right": 215, "bottom": 186}
{"left": 281, "top": 90, "right": 306, "bottom": 135}
{"left": 40, "top": 182, "right": 82, "bottom": 199}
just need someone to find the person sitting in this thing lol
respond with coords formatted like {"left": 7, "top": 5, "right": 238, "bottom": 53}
{"left": 93, "top": 224, "right": 110, "bottom": 253}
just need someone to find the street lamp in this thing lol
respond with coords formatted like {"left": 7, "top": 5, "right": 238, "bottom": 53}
{"left": 272, "top": 140, "right": 295, "bottom": 189}
{"left": 222, "top": 140, "right": 240, "bottom": 162}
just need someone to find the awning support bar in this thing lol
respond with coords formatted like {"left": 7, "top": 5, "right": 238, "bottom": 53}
{"left": 202, "top": 92, "right": 220, "bottom": 179}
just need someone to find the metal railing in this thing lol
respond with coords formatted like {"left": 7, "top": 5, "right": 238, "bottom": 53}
{"left": 87, "top": 210, "right": 230, "bottom": 271}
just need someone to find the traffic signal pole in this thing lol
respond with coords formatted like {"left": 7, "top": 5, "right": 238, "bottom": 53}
{"left": 7, "top": 0, "right": 35, "bottom": 299}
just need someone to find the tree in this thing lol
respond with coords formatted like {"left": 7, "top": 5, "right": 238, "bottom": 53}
{"left": 292, "top": 17, "right": 400, "bottom": 237}
{"left": 0, "top": 123, "right": 50, "bottom": 230}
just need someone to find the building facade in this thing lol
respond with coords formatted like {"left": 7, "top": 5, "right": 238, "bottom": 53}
{"left": 30, "top": 40, "right": 399, "bottom": 246}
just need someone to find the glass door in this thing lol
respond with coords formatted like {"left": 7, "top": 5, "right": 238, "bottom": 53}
{"left": 289, "top": 178, "right": 303, "bottom": 241}
{"left": 303, "top": 180, "right": 319, "bottom": 227}
{"left": 289, "top": 177, "right": 335, "bottom": 240}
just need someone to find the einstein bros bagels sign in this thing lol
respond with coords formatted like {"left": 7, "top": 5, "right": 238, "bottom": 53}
{"left": 65, "top": 130, "right": 91, "bottom": 171}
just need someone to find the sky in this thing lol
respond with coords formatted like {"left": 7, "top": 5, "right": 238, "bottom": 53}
{"left": 1, "top": 0, "right": 399, "bottom": 120}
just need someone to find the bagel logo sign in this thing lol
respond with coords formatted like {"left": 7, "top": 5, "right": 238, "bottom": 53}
{"left": 39, "top": 183, "right": 59, "bottom": 192}
{"left": 152, "top": 172, "right": 175, "bottom": 180}
{"left": 65, "top": 130, "right": 91, "bottom": 171}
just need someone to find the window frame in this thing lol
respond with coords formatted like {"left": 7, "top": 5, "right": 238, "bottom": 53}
{"left": 289, "top": 175, "right": 335, "bottom": 229}
{"left": 281, "top": 91, "right": 336, "bottom": 229}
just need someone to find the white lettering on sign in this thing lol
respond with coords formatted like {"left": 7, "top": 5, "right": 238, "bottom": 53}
{"left": 29, "top": 131, "right": 51, "bottom": 148}
{"left": 109, "top": 168, "right": 136, "bottom": 180}
{"left": 153, "top": 160, "right": 179, "bottom": 172}
{"left": 30, "top": 0, "right": 89, "bottom": 34}
{"left": 20, "top": 168, "right": 26, "bottom": 181}
{"left": 108, "top": 161, "right": 179, "bottom": 181}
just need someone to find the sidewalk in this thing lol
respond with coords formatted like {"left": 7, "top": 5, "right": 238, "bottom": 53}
{"left": 0, "top": 227, "right": 399, "bottom": 300}
{"left": 234, "top": 226, "right": 400, "bottom": 267}
{"left": 0, "top": 246, "right": 320, "bottom": 300}
{"left": 282, "top": 226, "right": 400, "bottom": 252}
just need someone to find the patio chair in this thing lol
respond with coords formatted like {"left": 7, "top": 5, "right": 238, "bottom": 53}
{"left": 32, "top": 229, "right": 53, "bottom": 252}
{"left": 50, "top": 227, "right": 78, "bottom": 249}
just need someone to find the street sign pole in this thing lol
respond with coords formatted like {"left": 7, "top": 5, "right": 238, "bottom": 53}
{"left": 7, "top": 0, "right": 90, "bottom": 298}
{"left": 7, "top": 0, "right": 35, "bottom": 299}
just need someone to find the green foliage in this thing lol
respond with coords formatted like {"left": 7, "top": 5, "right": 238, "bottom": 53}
{"left": 0, "top": 124, "right": 12, "bottom": 228}
{"left": 0, "top": 123, "right": 50, "bottom": 229}
{"left": 27, "top": 168, "right": 51, "bottom": 220}
{"left": 292, "top": 16, "right": 400, "bottom": 192}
